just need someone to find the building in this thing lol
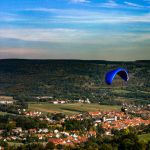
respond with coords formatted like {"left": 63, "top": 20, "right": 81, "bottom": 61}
{"left": 0, "top": 96, "right": 14, "bottom": 104}
{"left": 0, "top": 146, "right": 4, "bottom": 150}
{"left": 102, "top": 116, "right": 117, "bottom": 122}
{"left": 49, "top": 100, "right": 66, "bottom": 104}
{"left": 89, "top": 111, "right": 101, "bottom": 117}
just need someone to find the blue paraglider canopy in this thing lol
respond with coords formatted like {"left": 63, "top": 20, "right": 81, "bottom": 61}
{"left": 105, "top": 68, "right": 129, "bottom": 85}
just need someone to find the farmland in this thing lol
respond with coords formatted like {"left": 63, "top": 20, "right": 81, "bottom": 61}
{"left": 29, "top": 103, "right": 121, "bottom": 115}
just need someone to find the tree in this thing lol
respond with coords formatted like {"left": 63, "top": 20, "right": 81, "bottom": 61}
{"left": 146, "top": 141, "right": 150, "bottom": 150}
{"left": 84, "top": 141, "right": 99, "bottom": 150}
{"left": 119, "top": 138, "right": 134, "bottom": 150}
{"left": 101, "top": 143, "right": 113, "bottom": 150}
{"left": 6, "top": 121, "right": 16, "bottom": 132}
{"left": 111, "top": 128, "right": 119, "bottom": 135}
{"left": 97, "top": 124, "right": 105, "bottom": 135}
{"left": 134, "top": 141, "right": 146, "bottom": 150}
{"left": 45, "top": 142, "right": 55, "bottom": 150}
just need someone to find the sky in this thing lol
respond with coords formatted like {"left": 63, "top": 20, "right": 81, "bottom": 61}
{"left": 0, "top": 0, "right": 150, "bottom": 61}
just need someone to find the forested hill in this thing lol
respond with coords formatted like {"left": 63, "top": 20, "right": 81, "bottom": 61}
{"left": 0, "top": 59, "right": 149, "bottom": 105}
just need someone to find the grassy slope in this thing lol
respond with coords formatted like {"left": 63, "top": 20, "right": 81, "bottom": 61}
{"left": 0, "top": 59, "right": 149, "bottom": 104}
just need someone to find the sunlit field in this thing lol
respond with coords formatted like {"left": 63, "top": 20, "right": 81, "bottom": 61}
{"left": 29, "top": 103, "right": 121, "bottom": 115}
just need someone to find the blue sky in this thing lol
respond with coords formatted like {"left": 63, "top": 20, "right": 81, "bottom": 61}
{"left": 0, "top": 0, "right": 150, "bottom": 60}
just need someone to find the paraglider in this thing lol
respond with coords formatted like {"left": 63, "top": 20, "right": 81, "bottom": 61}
{"left": 105, "top": 68, "right": 129, "bottom": 85}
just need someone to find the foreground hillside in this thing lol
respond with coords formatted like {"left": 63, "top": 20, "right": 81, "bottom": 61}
{"left": 0, "top": 59, "right": 149, "bottom": 104}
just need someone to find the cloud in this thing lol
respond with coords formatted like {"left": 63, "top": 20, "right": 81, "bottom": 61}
{"left": 0, "top": 28, "right": 91, "bottom": 43}
{"left": 22, "top": 8, "right": 150, "bottom": 24}
{"left": 85, "top": 0, "right": 149, "bottom": 9}
{"left": 85, "top": 0, "right": 130, "bottom": 9}
{"left": 55, "top": 11, "right": 150, "bottom": 24}
{"left": 0, "top": 26, "right": 150, "bottom": 46}
{"left": 0, "top": 39, "right": 149, "bottom": 60}
{"left": 124, "top": 1, "right": 143, "bottom": 8}
{"left": 0, "top": 28, "right": 150, "bottom": 60}
{"left": 0, "top": 12, "right": 22, "bottom": 22}
{"left": 69, "top": 0, "right": 90, "bottom": 3}
{"left": 24, "top": 8, "right": 60, "bottom": 13}
{"left": 100, "top": 0, "right": 119, "bottom": 8}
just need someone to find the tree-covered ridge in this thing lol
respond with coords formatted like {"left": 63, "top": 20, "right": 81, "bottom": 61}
{"left": 0, "top": 59, "right": 149, "bottom": 104}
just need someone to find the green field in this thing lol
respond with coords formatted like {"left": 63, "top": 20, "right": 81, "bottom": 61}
{"left": 0, "top": 111, "right": 7, "bottom": 115}
{"left": 29, "top": 103, "right": 121, "bottom": 115}
{"left": 138, "top": 133, "right": 150, "bottom": 143}
{"left": 112, "top": 89, "right": 131, "bottom": 94}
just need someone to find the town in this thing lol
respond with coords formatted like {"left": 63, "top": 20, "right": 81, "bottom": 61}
{"left": 0, "top": 96, "right": 150, "bottom": 149}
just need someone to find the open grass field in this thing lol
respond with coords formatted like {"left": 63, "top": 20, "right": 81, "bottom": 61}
{"left": 28, "top": 103, "right": 121, "bottom": 115}
{"left": 0, "top": 111, "right": 7, "bottom": 115}
{"left": 138, "top": 133, "right": 150, "bottom": 143}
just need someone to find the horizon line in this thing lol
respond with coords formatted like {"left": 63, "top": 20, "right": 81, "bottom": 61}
{"left": 0, "top": 58, "right": 149, "bottom": 62}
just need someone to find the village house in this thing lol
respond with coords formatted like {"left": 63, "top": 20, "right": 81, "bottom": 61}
{"left": 49, "top": 100, "right": 66, "bottom": 104}
{"left": 28, "top": 128, "right": 37, "bottom": 134}
{"left": 102, "top": 117, "right": 150, "bottom": 132}
{"left": 36, "top": 96, "right": 53, "bottom": 100}
{"left": 74, "top": 98, "right": 91, "bottom": 104}
{"left": 0, "top": 96, "right": 14, "bottom": 104}
{"left": 102, "top": 116, "right": 117, "bottom": 122}
{"left": 24, "top": 111, "right": 42, "bottom": 117}
{"left": 0, "top": 105, "right": 149, "bottom": 147}
{"left": 37, "top": 134, "right": 44, "bottom": 140}
{"left": 0, "top": 146, "right": 4, "bottom": 150}
{"left": 74, "top": 99, "right": 84, "bottom": 103}
{"left": 12, "top": 127, "right": 22, "bottom": 134}
{"left": 38, "top": 128, "right": 49, "bottom": 133}
{"left": 0, "top": 130, "right": 4, "bottom": 135}
{"left": 48, "top": 134, "right": 88, "bottom": 146}
{"left": 89, "top": 111, "right": 101, "bottom": 117}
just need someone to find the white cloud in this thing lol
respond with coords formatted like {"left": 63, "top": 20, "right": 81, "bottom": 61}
{"left": 1, "top": 7, "right": 150, "bottom": 27}
{"left": 124, "top": 1, "right": 143, "bottom": 8}
{"left": 0, "top": 28, "right": 91, "bottom": 43}
{"left": 23, "top": 8, "right": 150, "bottom": 24}
{"left": 100, "top": 0, "right": 119, "bottom": 8}
{"left": 0, "top": 27, "right": 150, "bottom": 45}
{"left": 69, "top": 0, "right": 90, "bottom": 3}
{"left": 85, "top": 0, "right": 149, "bottom": 9}
{"left": 24, "top": 8, "right": 61, "bottom": 13}
{"left": 0, "top": 12, "right": 23, "bottom": 22}
{"left": 0, "top": 27, "right": 149, "bottom": 60}
{"left": 100, "top": 0, "right": 144, "bottom": 9}
{"left": 55, "top": 11, "right": 150, "bottom": 24}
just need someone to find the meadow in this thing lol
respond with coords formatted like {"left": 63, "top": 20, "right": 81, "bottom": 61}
{"left": 29, "top": 103, "right": 121, "bottom": 115}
